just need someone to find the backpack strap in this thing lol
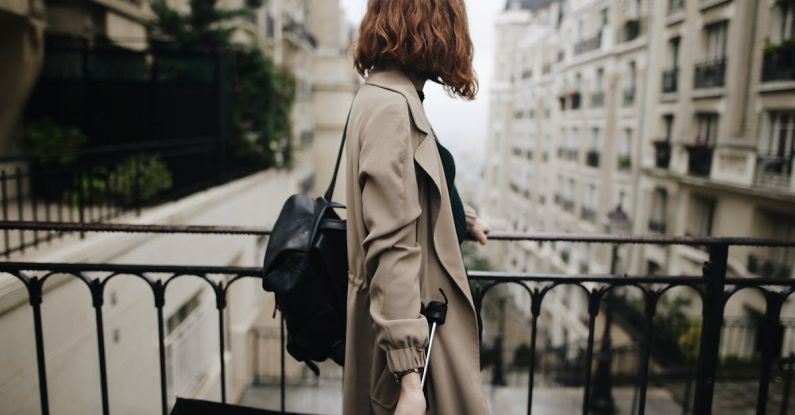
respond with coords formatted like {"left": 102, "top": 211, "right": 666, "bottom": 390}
{"left": 323, "top": 90, "right": 359, "bottom": 202}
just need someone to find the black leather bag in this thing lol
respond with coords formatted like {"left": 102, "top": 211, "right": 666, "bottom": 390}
{"left": 261, "top": 104, "right": 352, "bottom": 375}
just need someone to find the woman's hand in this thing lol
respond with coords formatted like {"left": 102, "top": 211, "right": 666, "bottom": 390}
{"left": 470, "top": 217, "right": 491, "bottom": 245}
{"left": 395, "top": 372, "right": 426, "bottom": 415}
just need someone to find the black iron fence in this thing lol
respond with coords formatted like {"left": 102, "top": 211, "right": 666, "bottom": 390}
{"left": 1, "top": 222, "right": 794, "bottom": 415}
{"left": 0, "top": 140, "right": 262, "bottom": 258}
{"left": 694, "top": 58, "right": 726, "bottom": 89}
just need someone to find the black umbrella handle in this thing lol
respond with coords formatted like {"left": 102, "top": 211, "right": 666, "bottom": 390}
{"left": 421, "top": 288, "right": 448, "bottom": 326}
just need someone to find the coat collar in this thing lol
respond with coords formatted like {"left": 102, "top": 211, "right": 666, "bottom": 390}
{"left": 364, "top": 66, "right": 431, "bottom": 136}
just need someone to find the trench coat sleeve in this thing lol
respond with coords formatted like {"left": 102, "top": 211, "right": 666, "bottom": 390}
{"left": 358, "top": 98, "right": 429, "bottom": 373}
{"left": 463, "top": 201, "right": 479, "bottom": 233}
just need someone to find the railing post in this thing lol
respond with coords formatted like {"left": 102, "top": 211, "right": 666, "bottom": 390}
{"left": 90, "top": 278, "right": 110, "bottom": 415}
{"left": 692, "top": 243, "right": 728, "bottom": 415}
{"left": 582, "top": 289, "right": 600, "bottom": 415}
{"left": 16, "top": 167, "right": 26, "bottom": 252}
{"left": 153, "top": 280, "right": 168, "bottom": 415}
{"left": 27, "top": 277, "right": 50, "bottom": 415}
{"left": 216, "top": 282, "right": 227, "bottom": 403}
{"left": 756, "top": 292, "right": 783, "bottom": 415}
{"left": 636, "top": 292, "right": 658, "bottom": 415}
{"left": 77, "top": 170, "right": 86, "bottom": 239}
{"left": 1, "top": 170, "right": 10, "bottom": 258}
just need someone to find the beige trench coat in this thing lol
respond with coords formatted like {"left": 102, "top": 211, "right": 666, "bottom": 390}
{"left": 342, "top": 66, "right": 489, "bottom": 415}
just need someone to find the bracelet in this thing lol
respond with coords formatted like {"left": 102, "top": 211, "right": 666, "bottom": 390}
{"left": 392, "top": 367, "right": 422, "bottom": 383}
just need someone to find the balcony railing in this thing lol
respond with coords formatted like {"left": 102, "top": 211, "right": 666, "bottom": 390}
{"left": 662, "top": 68, "right": 679, "bottom": 93}
{"left": 580, "top": 206, "right": 596, "bottom": 222}
{"left": 623, "top": 88, "right": 636, "bottom": 107}
{"left": 668, "top": 0, "right": 685, "bottom": 15}
{"left": 654, "top": 141, "right": 672, "bottom": 169}
{"left": 586, "top": 150, "right": 600, "bottom": 168}
{"left": 648, "top": 219, "right": 667, "bottom": 234}
{"left": 1, "top": 222, "right": 794, "bottom": 415}
{"left": 755, "top": 155, "right": 793, "bottom": 189}
{"left": 762, "top": 41, "right": 795, "bottom": 82}
{"left": 686, "top": 144, "right": 715, "bottom": 177}
{"left": 574, "top": 31, "right": 603, "bottom": 55}
{"left": 590, "top": 91, "right": 605, "bottom": 108}
{"left": 0, "top": 139, "right": 263, "bottom": 258}
{"left": 694, "top": 58, "right": 726, "bottom": 89}
{"left": 621, "top": 19, "right": 642, "bottom": 43}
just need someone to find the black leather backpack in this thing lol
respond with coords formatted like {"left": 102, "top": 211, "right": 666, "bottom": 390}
{"left": 261, "top": 105, "right": 352, "bottom": 375}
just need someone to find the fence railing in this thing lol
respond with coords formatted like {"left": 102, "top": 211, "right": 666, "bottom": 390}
{"left": 0, "top": 139, "right": 263, "bottom": 258}
{"left": 1, "top": 222, "right": 794, "bottom": 415}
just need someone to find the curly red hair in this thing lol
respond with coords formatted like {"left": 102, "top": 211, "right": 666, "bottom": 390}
{"left": 353, "top": 0, "right": 478, "bottom": 100}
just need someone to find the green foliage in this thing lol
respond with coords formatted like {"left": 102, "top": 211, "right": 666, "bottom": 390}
{"left": 229, "top": 47, "right": 297, "bottom": 168}
{"left": 23, "top": 119, "right": 87, "bottom": 165}
{"left": 148, "top": 0, "right": 254, "bottom": 47}
{"left": 677, "top": 324, "right": 701, "bottom": 362}
{"left": 62, "top": 154, "right": 173, "bottom": 208}
{"left": 148, "top": 0, "right": 296, "bottom": 168}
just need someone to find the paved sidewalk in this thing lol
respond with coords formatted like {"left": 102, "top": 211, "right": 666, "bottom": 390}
{"left": 239, "top": 379, "right": 683, "bottom": 414}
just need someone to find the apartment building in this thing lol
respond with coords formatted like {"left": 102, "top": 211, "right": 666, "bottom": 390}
{"left": 480, "top": 0, "right": 795, "bottom": 352}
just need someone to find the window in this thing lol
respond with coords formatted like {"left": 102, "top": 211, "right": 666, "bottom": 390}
{"left": 663, "top": 114, "right": 674, "bottom": 141}
{"left": 590, "top": 127, "right": 601, "bottom": 150}
{"left": 761, "top": 111, "right": 795, "bottom": 158}
{"left": 776, "top": 2, "right": 795, "bottom": 42}
{"left": 669, "top": 37, "right": 681, "bottom": 68}
{"left": 687, "top": 195, "right": 716, "bottom": 237}
{"left": 619, "top": 128, "right": 632, "bottom": 170}
{"left": 696, "top": 113, "right": 719, "bottom": 146}
{"left": 649, "top": 188, "right": 668, "bottom": 233}
{"left": 595, "top": 67, "right": 604, "bottom": 91}
{"left": 600, "top": 8, "right": 609, "bottom": 27}
{"left": 705, "top": 21, "right": 728, "bottom": 61}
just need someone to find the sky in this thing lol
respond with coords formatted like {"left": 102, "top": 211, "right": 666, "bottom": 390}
{"left": 339, "top": 0, "right": 505, "bottom": 182}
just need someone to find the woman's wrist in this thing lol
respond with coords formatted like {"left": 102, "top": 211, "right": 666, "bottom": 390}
{"left": 399, "top": 371, "right": 422, "bottom": 392}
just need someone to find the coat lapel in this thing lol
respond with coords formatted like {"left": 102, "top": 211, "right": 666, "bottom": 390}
{"left": 364, "top": 68, "right": 476, "bottom": 314}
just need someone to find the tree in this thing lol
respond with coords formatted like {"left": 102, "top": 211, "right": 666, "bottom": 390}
{"left": 148, "top": 0, "right": 253, "bottom": 47}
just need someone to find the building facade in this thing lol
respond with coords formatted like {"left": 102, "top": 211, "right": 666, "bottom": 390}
{"left": 481, "top": 0, "right": 795, "bottom": 353}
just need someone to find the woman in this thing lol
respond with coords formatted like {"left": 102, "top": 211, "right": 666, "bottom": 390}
{"left": 343, "top": 1, "right": 492, "bottom": 414}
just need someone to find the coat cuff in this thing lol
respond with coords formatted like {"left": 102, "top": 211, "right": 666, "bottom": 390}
{"left": 386, "top": 347, "right": 427, "bottom": 373}
{"left": 464, "top": 203, "right": 478, "bottom": 232}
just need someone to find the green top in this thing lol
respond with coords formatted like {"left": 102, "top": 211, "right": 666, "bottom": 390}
{"left": 435, "top": 138, "right": 469, "bottom": 245}
{"left": 417, "top": 89, "right": 468, "bottom": 245}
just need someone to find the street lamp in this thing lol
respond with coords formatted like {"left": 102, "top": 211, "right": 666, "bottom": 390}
{"left": 590, "top": 193, "right": 631, "bottom": 413}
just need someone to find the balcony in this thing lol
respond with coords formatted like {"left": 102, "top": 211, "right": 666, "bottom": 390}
{"left": 754, "top": 155, "right": 793, "bottom": 189}
{"left": 668, "top": 0, "right": 685, "bottom": 15}
{"left": 623, "top": 88, "right": 636, "bottom": 107}
{"left": 574, "top": 31, "right": 602, "bottom": 55}
{"left": 747, "top": 253, "right": 793, "bottom": 279}
{"left": 620, "top": 19, "right": 642, "bottom": 43}
{"left": 694, "top": 58, "right": 726, "bottom": 89}
{"left": 2, "top": 222, "right": 794, "bottom": 414}
{"left": 653, "top": 141, "right": 672, "bottom": 169}
{"left": 762, "top": 40, "right": 795, "bottom": 83}
{"left": 571, "top": 92, "right": 582, "bottom": 110}
{"left": 586, "top": 150, "right": 600, "bottom": 168}
{"left": 590, "top": 91, "right": 605, "bottom": 109}
{"left": 618, "top": 154, "right": 632, "bottom": 171}
{"left": 662, "top": 68, "right": 679, "bottom": 93}
{"left": 686, "top": 144, "right": 715, "bottom": 177}
{"left": 648, "top": 219, "right": 667, "bottom": 234}
{"left": 580, "top": 206, "right": 596, "bottom": 222}
{"left": 562, "top": 198, "right": 575, "bottom": 212}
